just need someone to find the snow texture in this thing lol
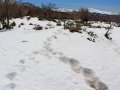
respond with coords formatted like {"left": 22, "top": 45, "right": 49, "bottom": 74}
{"left": 0, "top": 17, "right": 120, "bottom": 90}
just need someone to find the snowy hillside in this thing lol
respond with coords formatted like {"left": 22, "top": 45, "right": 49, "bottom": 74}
{"left": 0, "top": 17, "right": 120, "bottom": 90}
{"left": 54, "top": 8, "right": 117, "bottom": 15}
{"left": 53, "top": 8, "right": 78, "bottom": 12}
{"left": 88, "top": 8, "right": 117, "bottom": 15}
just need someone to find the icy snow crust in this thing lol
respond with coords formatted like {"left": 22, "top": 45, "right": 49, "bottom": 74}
{"left": 0, "top": 17, "right": 120, "bottom": 90}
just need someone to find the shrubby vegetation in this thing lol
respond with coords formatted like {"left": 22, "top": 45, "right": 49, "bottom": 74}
{"left": 64, "top": 21, "right": 82, "bottom": 33}
{"left": 33, "top": 25, "right": 43, "bottom": 30}
{"left": 56, "top": 21, "right": 62, "bottom": 26}
{"left": 104, "top": 26, "right": 112, "bottom": 40}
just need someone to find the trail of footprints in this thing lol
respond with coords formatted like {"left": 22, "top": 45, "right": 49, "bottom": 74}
{"left": 59, "top": 56, "right": 109, "bottom": 90}
{"left": 3, "top": 28, "right": 109, "bottom": 90}
{"left": 3, "top": 58, "right": 28, "bottom": 90}
{"left": 4, "top": 72, "right": 17, "bottom": 90}
{"left": 42, "top": 29, "right": 109, "bottom": 90}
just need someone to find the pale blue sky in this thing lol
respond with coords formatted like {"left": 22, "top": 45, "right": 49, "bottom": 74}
{"left": 22, "top": 0, "right": 120, "bottom": 12}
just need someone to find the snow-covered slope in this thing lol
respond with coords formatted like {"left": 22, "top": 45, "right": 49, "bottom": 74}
{"left": 88, "top": 8, "right": 117, "bottom": 15}
{"left": 0, "top": 17, "right": 120, "bottom": 90}
{"left": 53, "top": 8, "right": 78, "bottom": 12}
{"left": 54, "top": 8, "right": 117, "bottom": 15}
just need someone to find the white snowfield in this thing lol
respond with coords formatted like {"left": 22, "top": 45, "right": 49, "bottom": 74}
{"left": 0, "top": 17, "right": 120, "bottom": 90}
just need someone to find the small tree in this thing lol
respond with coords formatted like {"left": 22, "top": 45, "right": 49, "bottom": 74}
{"left": 0, "top": 0, "right": 16, "bottom": 29}
{"left": 80, "top": 8, "right": 90, "bottom": 23}
{"left": 41, "top": 3, "right": 56, "bottom": 19}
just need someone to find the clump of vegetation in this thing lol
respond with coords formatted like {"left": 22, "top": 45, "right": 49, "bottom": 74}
{"left": 20, "top": 23, "right": 24, "bottom": 25}
{"left": 118, "top": 24, "right": 120, "bottom": 27}
{"left": 86, "top": 31, "right": 97, "bottom": 42}
{"left": 45, "top": 27, "right": 48, "bottom": 29}
{"left": 29, "top": 23, "right": 33, "bottom": 25}
{"left": 88, "top": 31, "right": 97, "bottom": 38}
{"left": 64, "top": 21, "right": 76, "bottom": 32}
{"left": 89, "top": 25, "right": 102, "bottom": 28}
{"left": 96, "top": 25, "right": 102, "bottom": 28}
{"left": 82, "top": 23, "right": 91, "bottom": 27}
{"left": 51, "top": 19, "right": 57, "bottom": 22}
{"left": 33, "top": 25, "right": 43, "bottom": 30}
{"left": 18, "top": 24, "right": 21, "bottom": 28}
{"left": 57, "top": 21, "right": 62, "bottom": 26}
{"left": 47, "top": 23, "right": 54, "bottom": 28}
{"left": 47, "top": 23, "right": 52, "bottom": 27}
{"left": 75, "top": 20, "right": 82, "bottom": 24}
{"left": 18, "top": 23, "right": 24, "bottom": 28}
{"left": 116, "top": 22, "right": 120, "bottom": 27}
{"left": 10, "top": 22, "right": 16, "bottom": 27}
{"left": 64, "top": 21, "right": 82, "bottom": 33}
{"left": 38, "top": 16, "right": 44, "bottom": 21}
{"left": 2, "top": 22, "right": 13, "bottom": 29}
{"left": 76, "top": 22, "right": 82, "bottom": 32}
{"left": 27, "top": 16, "right": 31, "bottom": 20}
{"left": 87, "top": 37, "right": 95, "bottom": 42}
{"left": 105, "top": 26, "right": 113, "bottom": 30}
{"left": 104, "top": 26, "right": 112, "bottom": 40}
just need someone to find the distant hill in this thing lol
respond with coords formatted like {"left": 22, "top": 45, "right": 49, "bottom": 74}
{"left": 54, "top": 8, "right": 118, "bottom": 15}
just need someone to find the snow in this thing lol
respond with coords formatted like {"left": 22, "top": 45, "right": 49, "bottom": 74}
{"left": 54, "top": 8, "right": 117, "bottom": 15}
{"left": 53, "top": 8, "right": 78, "bottom": 12}
{"left": 0, "top": 17, "right": 120, "bottom": 90}
{"left": 88, "top": 8, "right": 117, "bottom": 15}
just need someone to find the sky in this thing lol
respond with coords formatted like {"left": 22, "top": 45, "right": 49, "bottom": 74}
{"left": 22, "top": 0, "right": 120, "bottom": 12}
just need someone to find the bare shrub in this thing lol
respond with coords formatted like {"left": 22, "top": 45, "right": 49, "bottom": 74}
{"left": 87, "top": 37, "right": 95, "bottom": 42}
{"left": 88, "top": 31, "right": 97, "bottom": 38}
{"left": 64, "top": 21, "right": 82, "bottom": 33}
{"left": 10, "top": 21, "right": 16, "bottom": 27}
{"left": 33, "top": 25, "right": 43, "bottom": 30}
{"left": 117, "top": 23, "right": 120, "bottom": 27}
{"left": 80, "top": 8, "right": 90, "bottom": 23}
{"left": 20, "top": 23, "right": 24, "bottom": 25}
{"left": 57, "top": 21, "right": 62, "bottom": 26}
{"left": 29, "top": 23, "right": 33, "bottom": 25}
{"left": 47, "top": 23, "right": 54, "bottom": 28}
{"left": 18, "top": 25, "right": 21, "bottom": 28}
{"left": 64, "top": 21, "right": 76, "bottom": 32}
{"left": 45, "top": 27, "right": 48, "bottom": 29}
{"left": 104, "top": 26, "right": 112, "bottom": 40}
{"left": 76, "top": 22, "right": 82, "bottom": 33}
{"left": 51, "top": 19, "right": 57, "bottom": 22}
{"left": 96, "top": 25, "right": 102, "bottom": 28}
{"left": 27, "top": 16, "right": 31, "bottom": 20}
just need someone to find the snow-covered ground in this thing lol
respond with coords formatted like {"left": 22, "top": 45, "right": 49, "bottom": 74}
{"left": 0, "top": 17, "right": 120, "bottom": 90}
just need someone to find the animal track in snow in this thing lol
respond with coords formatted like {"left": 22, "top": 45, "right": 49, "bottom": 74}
{"left": 6, "top": 72, "right": 17, "bottom": 81}
{"left": 4, "top": 83, "right": 16, "bottom": 90}
{"left": 41, "top": 28, "right": 109, "bottom": 90}
{"left": 59, "top": 56, "right": 109, "bottom": 90}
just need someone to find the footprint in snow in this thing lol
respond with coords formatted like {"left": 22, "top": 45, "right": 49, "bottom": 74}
{"left": 21, "top": 40, "right": 28, "bottom": 43}
{"left": 6, "top": 72, "right": 17, "bottom": 81}
{"left": 4, "top": 83, "right": 16, "bottom": 90}
{"left": 19, "top": 59, "right": 26, "bottom": 64}
{"left": 115, "top": 48, "right": 120, "bottom": 54}
{"left": 59, "top": 56, "right": 109, "bottom": 90}
{"left": 32, "top": 51, "right": 41, "bottom": 55}
{"left": 14, "top": 65, "right": 26, "bottom": 72}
